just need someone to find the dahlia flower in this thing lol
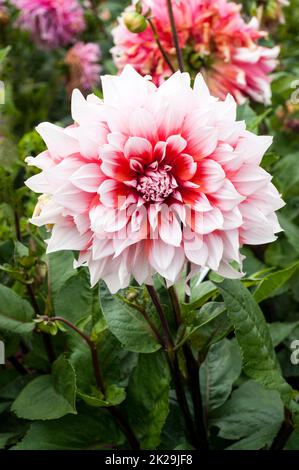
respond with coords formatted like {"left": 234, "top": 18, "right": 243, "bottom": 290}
{"left": 12, "top": 0, "right": 85, "bottom": 49}
{"left": 0, "top": 0, "right": 8, "bottom": 23}
{"left": 65, "top": 42, "right": 102, "bottom": 94}
{"left": 112, "top": 0, "right": 279, "bottom": 105}
{"left": 26, "top": 66, "right": 283, "bottom": 293}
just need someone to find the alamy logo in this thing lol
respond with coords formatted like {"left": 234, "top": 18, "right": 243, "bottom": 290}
{"left": 0, "top": 340, "right": 5, "bottom": 365}
{"left": 290, "top": 80, "right": 299, "bottom": 105}
{"left": 0, "top": 81, "right": 4, "bottom": 105}
{"left": 290, "top": 340, "right": 299, "bottom": 365}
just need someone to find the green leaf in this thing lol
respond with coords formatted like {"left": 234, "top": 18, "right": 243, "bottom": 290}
{"left": 278, "top": 214, "right": 299, "bottom": 255}
{"left": 0, "top": 284, "right": 35, "bottom": 334}
{"left": 269, "top": 321, "right": 299, "bottom": 347}
{"left": 181, "top": 281, "right": 218, "bottom": 313}
{"left": 48, "top": 251, "right": 76, "bottom": 296}
{"left": 11, "top": 355, "right": 77, "bottom": 420}
{"left": 0, "top": 47, "right": 11, "bottom": 66}
{"left": 70, "top": 330, "right": 137, "bottom": 395}
{"left": 99, "top": 283, "right": 161, "bottom": 353}
{"left": 126, "top": 350, "right": 170, "bottom": 449}
{"left": 253, "top": 262, "right": 299, "bottom": 303}
{"left": 177, "top": 302, "right": 226, "bottom": 348}
{"left": 247, "top": 108, "right": 272, "bottom": 133}
{"left": 211, "top": 381, "right": 284, "bottom": 450}
{"left": 200, "top": 339, "right": 242, "bottom": 414}
{"left": 78, "top": 384, "right": 126, "bottom": 407}
{"left": 285, "top": 428, "right": 299, "bottom": 450}
{"left": 275, "top": 152, "right": 299, "bottom": 196}
{"left": 13, "top": 406, "right": 122, "bottom": 450}
{"left": 0, "top": 433, "right": 16, "bottom": 449}
{"left": 236, "top": 102, "right": 257, "bottom": 123}
{"left": 217, "top": 279, "right": 293, "bottom": 405}
{"left": 53, "top": 271, "right": 100, "bottom": 325}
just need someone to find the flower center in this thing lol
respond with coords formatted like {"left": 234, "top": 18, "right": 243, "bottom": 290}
{"left": 137, "top": 166, "right": 177, "bottom": 202}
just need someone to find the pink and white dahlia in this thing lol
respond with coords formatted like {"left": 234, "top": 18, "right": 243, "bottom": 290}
{"left": 26, "top": 66, "right": 283, "bottom": 293}
{"left": 112, "top": 0, "right": 279, "bottom": 105}
{"left": 12, "top": 0, "right": 85, "bottom": 49}
{"left": 65, "top": 42, "right": 102, "bottom": 93}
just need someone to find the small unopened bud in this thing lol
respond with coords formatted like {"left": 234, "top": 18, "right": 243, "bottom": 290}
{"left": 123, "top": 12, "right": 147, "bottom": 33}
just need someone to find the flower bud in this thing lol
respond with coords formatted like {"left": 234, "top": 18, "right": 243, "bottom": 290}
{"left": 123, "top": 12, "right": 147, "bottom": 33}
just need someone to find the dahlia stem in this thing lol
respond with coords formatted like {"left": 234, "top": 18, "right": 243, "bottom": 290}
{"left": 270, "top": 408, "right": 294, "bottom": 450}
{"left": 166, "top": 0, "right": 185, "bottom": 72}
{"left": 146, "top": 285, "right": 173, "bottom": 351}
{"left": 13, "top": 210, "right": 56, "bottom": 365}
{"left": 185, "top": 260, "right": 191, "bottom": 303}
{"left": 145, "top": 285, "right": 201, "bottom": 449}
{"left": 168, "top": 286, "right": 209, "bottom": 450}
{"left": 148, "top": 18, "right": 176, "bottom": 73}
{"left": 26, "top": 283, "right": 56, "bottom": 365}
{"left": 40, "top": 316, "right": 140, "bottom": 450}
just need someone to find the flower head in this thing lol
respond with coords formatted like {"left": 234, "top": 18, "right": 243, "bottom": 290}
{"left": 12, "top": 0, "right": 85, "bottom": 49}
{"left": 0, "top": 0, "right": 9, "bottom": 24}
{"left": 112, "top": 0, "right": 279, "bottom": 105}
{"left": 65, "top": 42, "right": 102, "bottom": 94}
{"left": 26, "top": 66, "right": 283, "bottom": 293}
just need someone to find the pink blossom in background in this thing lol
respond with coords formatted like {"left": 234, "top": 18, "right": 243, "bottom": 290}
{"left": 65, "top": 42, "right": 102, "bottom": 93}
{"left": 112, "top": 0, "right": 279, "bottom": 105}
{"left": 26, "top": 66, "right": 283, "bottom": 293}
{"left": 12, "top": 0, "right": 85, "bottom": 49}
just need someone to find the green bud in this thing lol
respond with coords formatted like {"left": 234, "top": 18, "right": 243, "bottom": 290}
{"left": 123, "top": 12, "right": 147, "bottom": 33}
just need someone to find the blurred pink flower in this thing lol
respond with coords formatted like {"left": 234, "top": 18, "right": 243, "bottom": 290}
{"left": 65, "top": 42, "right": 102, "bottom": 93}
{"left": 26, "top": 66, "right": 283, "bottom": 293}
{"left": 112, "top": 0, "right": 279, "bottom": 105}
{"left": 12, "top": 0, "right": 85, "bottom": 49}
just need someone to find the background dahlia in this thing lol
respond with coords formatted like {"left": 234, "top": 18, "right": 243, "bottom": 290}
{"left": 64, "top": 42, "right": 102, "bottom": 94}
{"left": 112, "top": 0, "right": 279, "bottom": 105}
{"left": 26, "top": 66, "right": 283, "bottom": 293}
{"left": 12, "top": 0, "right": 85, "bottom": 49}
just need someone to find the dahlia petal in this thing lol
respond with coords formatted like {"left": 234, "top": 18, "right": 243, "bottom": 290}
{"left": 205, "top": 233, "right": 224, "bottom": 271}
{"left": 70, "top": 163, "right": 104, "bottom": 192}
{"left": 124, "top": 136, "right": 153, "bottom": 163}
{"left": 249, "top": 183, "right": 285, "bottom": 214}
{"left": 230, "top": 164, "right": 271, "bottom": 196}
{"left": 211, "top": 179, "right": 245, "bottom": 211}
{"left": 195, "top": 159, "right": 225, "bottom": 193}
{"left": 222, "top": 207, "right": 243, "bottom": 230}
{"left": 185, "top": 126, "right": 218, "bottom": 159}
{"left": 25, "top": 172, "right": 52, "bottom": 194}
{"left": 163, "top": 247, "right": 185, "bottom": 283}
{"left": 36, "top": 123, "right": 79, "bottom": 160}
{"left": 129, "top": 107, "right": 158, "bottom": 142}
{"left": 159, "top": 210, "right": 182, "bottom": 247}
{"left": 53, "top": 182, "right": 93, "bottom": 214}
{"left": 184, "top": 233, "right": 208, "bottom": 266}
{"left": 98, "top": 179, "right": 136, "bottom": 208}
{"left": 71, "top": 89, "right": 105, "bottom": 125}
{"left": 25, "top": 151, "right": 54, "bottom": 170}
{"left": 149, "top": 238, "right": 175, "bottom": 272}
{"left": 165, "top": 135, "right": 187, "bottom": 161}
{"left": 46, "top": 220, "right": 90, "bottom": 253}
{"left": 235, "top": 133, "right": 273, "bottom": 165}
{"left": 30, "top": 199, "right": 62, "bottom": 227}
{"left": 129, "top": 242, "right": 152, "bottom": 285}
{"left": 101, "top": 147, "right": 134, "bottom": 181}
{"left": 171, "top": 153, "right": 197, "bottom": 181}
{"left": 193, "top": 73, "right": 214, "bottom": 105}
{"left": 193, "top": 207, "right": 224, "bottom": 235}
{"left": 221, "top": 230, "right": 241, "bottom": 262}
{"left": 92, "top": 237, "right": 115, "bottom": 261}
{"left": 217, "top": 261, "right": 243, "bottom": 279}
{"left": 107, "top": 132, "right": 127, "bottom": 151}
